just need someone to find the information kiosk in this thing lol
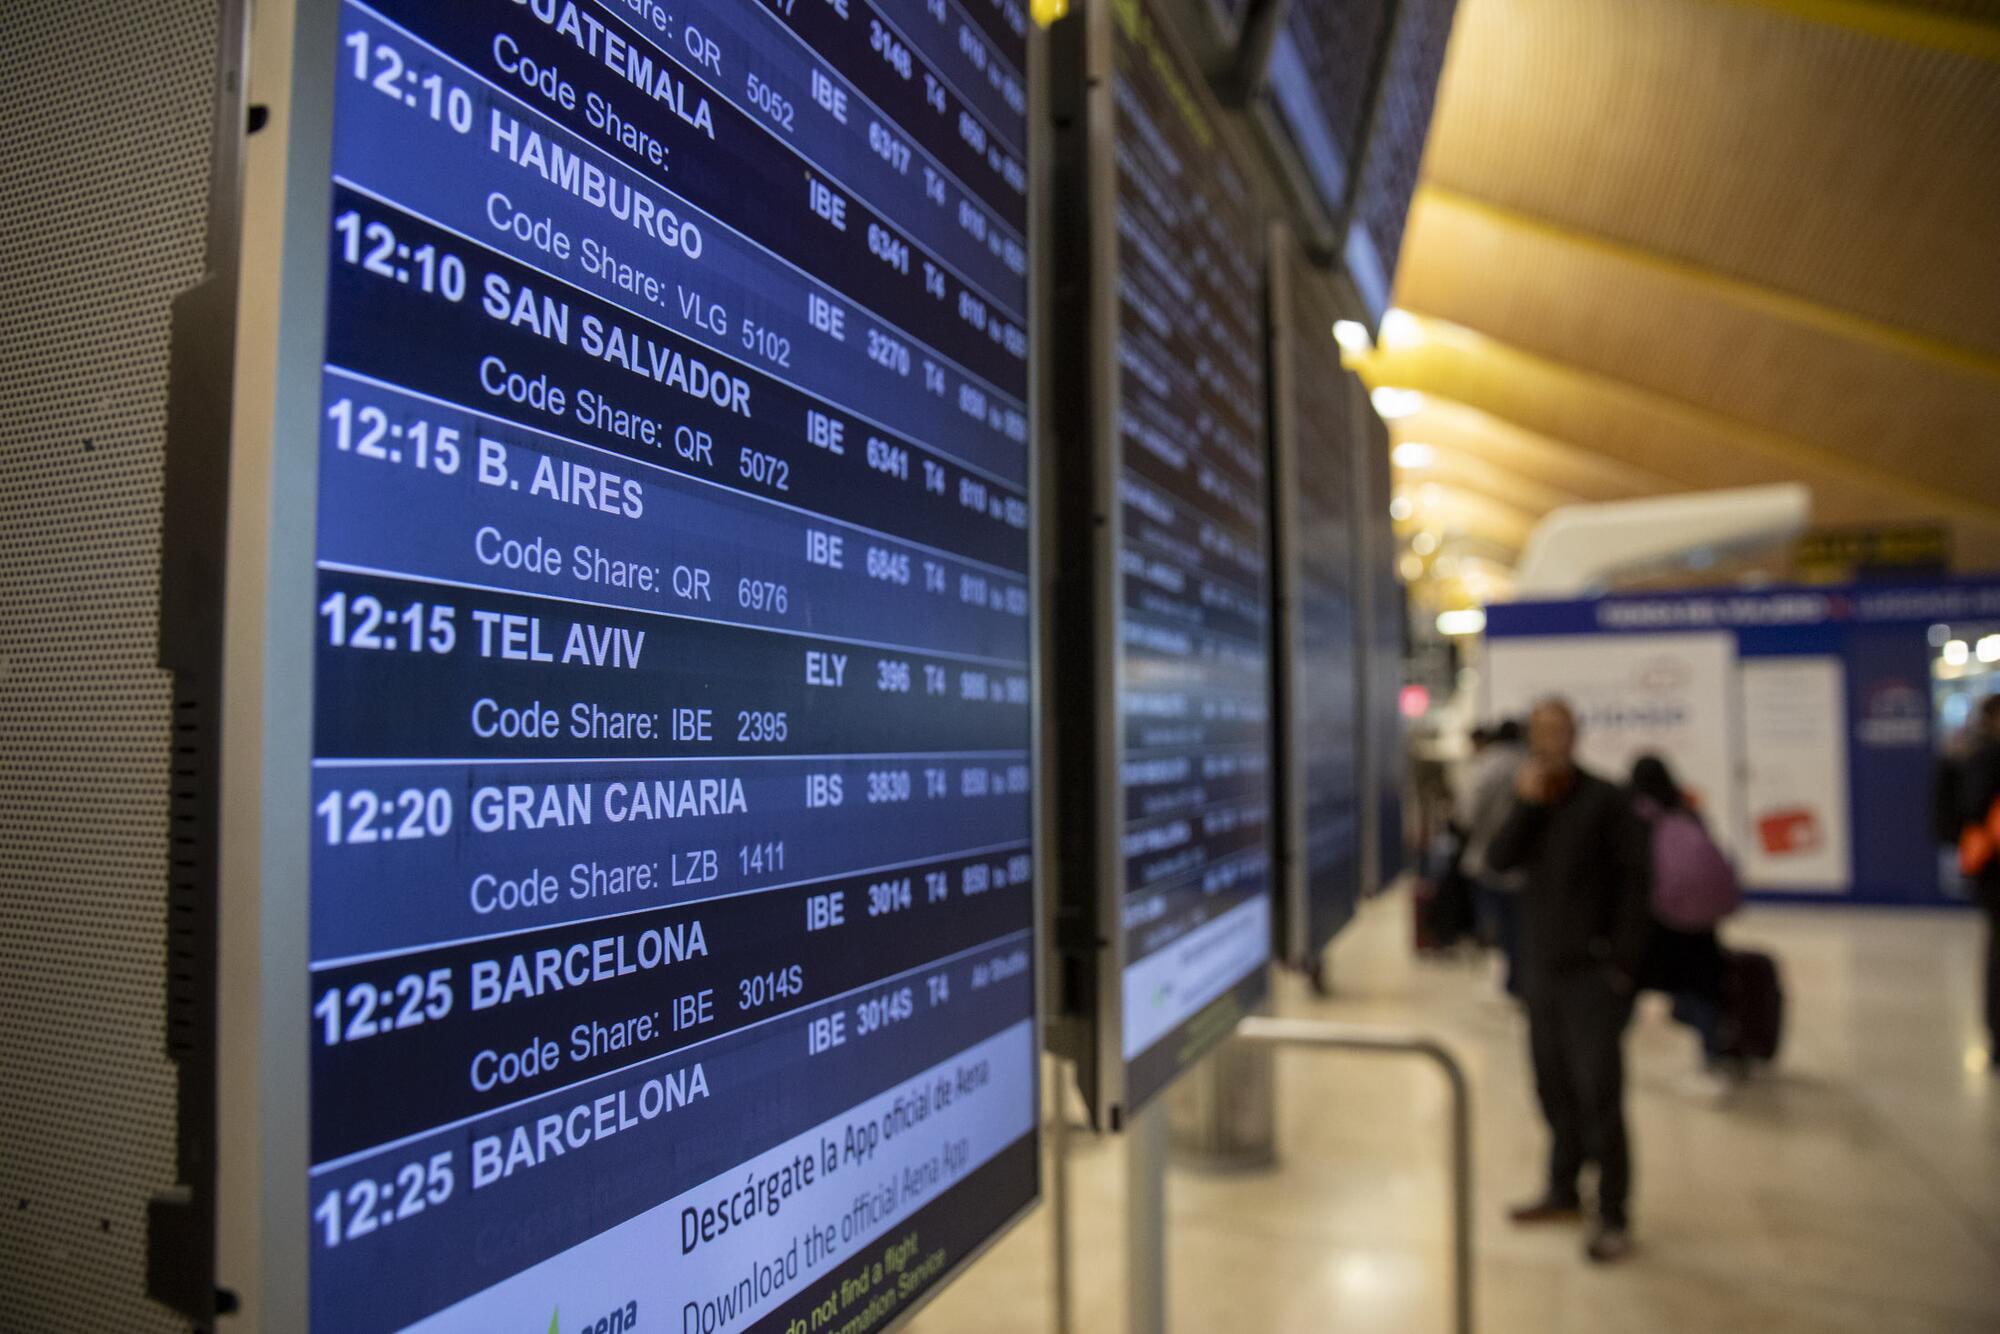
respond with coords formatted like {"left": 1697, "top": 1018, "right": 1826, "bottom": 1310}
{"left": 204, "top": 0, "right": 1042, "bottom": 1326}
{"left": 1049, "top": 0, "right": 1275, "bottom": 1129}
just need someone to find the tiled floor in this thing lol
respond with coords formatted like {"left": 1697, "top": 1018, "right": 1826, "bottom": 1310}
{"left": 912, "top": 894, "right": 2000, "bottom": 1332}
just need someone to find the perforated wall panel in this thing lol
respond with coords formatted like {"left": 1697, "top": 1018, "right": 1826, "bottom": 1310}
{"left": 0, "top": 3, "right": 219, "bottom": 1329}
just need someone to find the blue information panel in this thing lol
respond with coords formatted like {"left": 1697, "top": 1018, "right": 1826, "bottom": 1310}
{"left": 1262, "top": 0, "right": 1391, "bottom": 227}
{"left": 1343, "top": 0, "right": 1457, "bottom": 320}
{"left": 304, "top": 2, "right": 1035, "bottom": 1329}
{"left": 1110, "top": 3, "right": 1272, "bottom": 1113}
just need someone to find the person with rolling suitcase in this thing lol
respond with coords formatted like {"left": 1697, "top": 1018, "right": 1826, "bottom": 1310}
{"left": 1628, "top": 755, "right": 1744, "bottom": 1087}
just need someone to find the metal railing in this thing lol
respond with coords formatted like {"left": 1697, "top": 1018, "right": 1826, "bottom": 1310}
{"left": 1233, "top": 1017, "right": 1475, "bottom": 1334}
{"left": 1058, "top": 1020, "right": 1475, "bottom": 1334}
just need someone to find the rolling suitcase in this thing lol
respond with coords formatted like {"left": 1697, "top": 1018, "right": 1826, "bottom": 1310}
{"left": 1717, "top": 948, "right": 1784, "bottom": 1062}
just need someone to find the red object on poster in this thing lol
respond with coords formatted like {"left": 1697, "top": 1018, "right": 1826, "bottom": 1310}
{"left": 1757, "top": 807, "right": 1821, "bottom": 855}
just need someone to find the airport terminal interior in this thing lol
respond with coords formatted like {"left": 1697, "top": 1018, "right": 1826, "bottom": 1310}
{"left": 2, "top": 0, "right": 1998, "bottom": 1331}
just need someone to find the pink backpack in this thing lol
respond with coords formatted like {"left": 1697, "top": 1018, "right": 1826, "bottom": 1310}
{"left": 1649, "top": 809, "right": 1741, "bottom": 930}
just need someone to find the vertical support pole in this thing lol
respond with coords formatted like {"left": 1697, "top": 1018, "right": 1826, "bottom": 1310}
{"left": 1125, "top": 1099, "right": 1168, "bottom": 1334}
{"left": 1051, "top": 1061, "right": 1074, "bottom": 1334}
{"left": 1443, "top": 1051, "right": 1474, "bottom": 1334}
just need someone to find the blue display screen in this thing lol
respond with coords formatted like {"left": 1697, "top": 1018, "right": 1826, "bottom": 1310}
{"left": 1111, "top": 6, "right": 1272, "bottom": 1113}
{"left": 1263, "top": 0, "right": 1390, "bottom": 224}
{"left": 1286, "top": 259, "right": 1362, "bottom": 955}
{"left": 304, "top": 1, "right": 1035, "bottom": 1328}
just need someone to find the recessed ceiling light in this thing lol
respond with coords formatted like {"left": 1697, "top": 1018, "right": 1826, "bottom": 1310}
{"left": 1392, "top": 441, "right": 1437, "bottom": 469}
{"left": 1371, "top": 386, "right": 1425, "bottom": 420}
{"left": 1436, "top": 608, "right": 1487, "bottom": 636}
{"left": 1332, "top": 320, "right": 1372, "bottom": 355}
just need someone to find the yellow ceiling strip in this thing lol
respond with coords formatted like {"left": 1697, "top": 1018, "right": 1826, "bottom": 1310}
{"left": 1356, "top": 315, "right": 2000, "bottom": 528}
{"left": 1710, "top": 0, "right": 2000, "bottom": 64}
{"left": 1415, "top": 185, "right": 2000, "bottom": 382}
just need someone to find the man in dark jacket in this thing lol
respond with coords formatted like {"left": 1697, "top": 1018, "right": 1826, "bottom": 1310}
{"left": 1962, "top": 694, "right": 2000, "bottom": 1070}
{"left": 1487, "top": 698, "right": 1652, "bottom": 1262}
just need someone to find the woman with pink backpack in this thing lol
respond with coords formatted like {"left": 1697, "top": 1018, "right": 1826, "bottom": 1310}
{"left": 1628, "top": 755, "right": 1747, "bottom": 1085}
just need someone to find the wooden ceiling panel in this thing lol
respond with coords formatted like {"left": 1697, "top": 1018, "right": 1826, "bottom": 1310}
{"left": 1364, "top": 331, "right": 2000, "bottom": 563}
{"left": 1392, "top": 192, "right": 2000, "bottom": 502}
{"left": 1420, "top": 0, "right": 2000, "bottom": 355}
{"left": 1391, "top": 401, "right": 1680, "bottom": 501}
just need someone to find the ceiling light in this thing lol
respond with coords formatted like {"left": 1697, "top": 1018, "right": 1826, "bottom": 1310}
{"left": 1436, "top": 608, "right": 1487, "bottom": 636}
{"left": 1411, "top": 530, "right": 1439, "bottom": 556}
{"left": 1331, "top": 320, "right": 1372, "bottom": 356}
{"left": 1944, "top": 640, "right": 1970, "bottom": 666}
{"left": 1978, "top": 635, "right": 2000, "bottom": 664}
{"left": 1379, "top": 308, "right": 1423, "bottom": 351}
{"left": 1392, "top": 441, "right": 1436, "bottom": 469}
{"left": 1371, "top": 386, "right": 1425, "bottom": 420}
{"left": 1398, "top": 553, "right": 1426, "bottom": 581}
{"left": 1389, "top": 496, "right": 1413, "bottom": 522}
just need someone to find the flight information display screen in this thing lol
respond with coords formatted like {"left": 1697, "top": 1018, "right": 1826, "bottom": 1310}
{"left": 304, "top": 0, "right": 1035, "bottom": 1328}
{"left": 1111, "top": 2, "right": 1272, "bottom": 1113}
{"left": 1262, "top": 0, "right": 1391, "bottom": 225}
{"left": 1282, "top": 257, "right": 1362, "bottom": 958}
{"left": 1358, "top": 408, "right": 1407, "bottom": 884}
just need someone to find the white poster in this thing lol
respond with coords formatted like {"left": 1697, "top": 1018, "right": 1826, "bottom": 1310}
{"left": 1737, "top": 657, "right": 1852, "bottom": 892}
{"left": 1484, "top": 632, "right": 1741, "bottom": 855}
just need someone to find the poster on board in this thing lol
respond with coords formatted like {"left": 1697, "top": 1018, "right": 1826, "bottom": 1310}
{"left": 1737, "top": 658, "right": 1853, "bottom": 892}
{"left": 1484, "top": 632, "right": 1741, "bottom": 854}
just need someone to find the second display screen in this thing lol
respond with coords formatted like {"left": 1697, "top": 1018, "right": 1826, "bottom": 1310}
{"left": 1110, "top": 1, "right": 1273, "bottom": 1113}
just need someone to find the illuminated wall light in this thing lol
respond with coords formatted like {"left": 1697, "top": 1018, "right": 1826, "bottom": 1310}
{"left": 1436, "top": 608, "right": 1487, "bottom": 637}
{"left": 1332, "top": 320, "right": 1373, "bottom": 355}
{"left": 1378, "top": 308, "right": 1424, "bottom": 351}
{"left": 1978, "top": 635, "right": 2000, "bottom": 664}
{"left": 1391, "top": 441, "right": 1437, "bottom": 469}
{"left": 1370, "top": 386, "right": 1425, "bottom": 420}
{"left": 1388, "top": 495, "right": 1414, "bottom": 522}
{"left": 1411, "top": 530, "right": 1439, "bottom": 556}
{"left": 1944, "top": 639, "right": 1970, "bottom": 666}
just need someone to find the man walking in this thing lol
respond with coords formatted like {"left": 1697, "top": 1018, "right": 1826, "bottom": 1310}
{"left": 1487, "top": 698, "right": 1652, "bottom": 1261}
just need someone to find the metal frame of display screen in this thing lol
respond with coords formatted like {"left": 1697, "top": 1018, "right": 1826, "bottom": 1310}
{"left": 208, "top": 0, "right": 1046, "bottom": 1326}
{"left": 1267, "top": 225, "right": 1365, "bottom": 966}
{"left": 1049, "top": 0, "right": 1275, "bottom": 1131}
{"left": 1342, "top": 0, "right": 1457, "bottom": 325}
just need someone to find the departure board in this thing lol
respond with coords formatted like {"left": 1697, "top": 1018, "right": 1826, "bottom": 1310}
{"left": 305, "top": 1, "right": 1035, "bottom": 1329}
{"left": 1357, "top": 408, "right": 1407, "bottom": 885}
{"left": 1111, "top": 1, "right": 1273, "bottom": 1114}
{"left": 1345, "top": 0, "right": 1456, "bottom": 320}
{"left": 1274, "top": 251, "right": 1362, "bottom": 962}
{"left": 1262, "top": 0, "right": 1391, "bottom": 225}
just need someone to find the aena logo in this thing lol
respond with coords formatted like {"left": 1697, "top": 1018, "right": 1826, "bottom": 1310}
{"left": 545, "top": 1299, "right": 640, "bottom": 1333}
